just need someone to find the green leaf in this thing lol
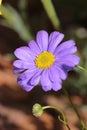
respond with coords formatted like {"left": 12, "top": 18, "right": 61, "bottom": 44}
{"left": 0, "top": 4, "right": 33, "bottom": 42}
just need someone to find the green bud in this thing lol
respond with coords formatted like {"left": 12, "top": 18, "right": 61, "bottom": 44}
{"left": 32, "top": 103, "right": 43, "bottom": 117}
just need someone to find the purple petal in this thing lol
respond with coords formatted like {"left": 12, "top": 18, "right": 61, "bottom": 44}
{"left": 20, "top": 79, "right": 34, "bottom": 92}
{"left": 52, "top": 81, "right": 62, "bottom": 91}
{"left": 28, "top": 40, "right": 41, "bottom": 55}
{"left": 17, "top": 68, "right": 37, "bottom": 82}
{"left": 24, "top": 85, "right": 34, "bottom": 92}
{"left": 55, "top": 46, "right": 77, "bottom": 58}
{"left": 59, "top": 55, "right": 80, "bottom": 65}
{"left": 24, "top": 85, "right": 35, "bottom": 92}
{"left": 30, "top": 69, "right": 42, "bottom": 86}
{"left": 48, "top": 32, "right": 64, "bottom": 53}
{"left": 36, "top": 30, "right": 49, "bottom": 51}
{"left": 41, "top": 70, "right": 52, "bottom": 91}
{"left": 48, "top": 67, "right": 62, "bottom": 91}
{"left": 14, "top": 46, "right": 35, "bottom": 61}
{"left": 50, "top": 65, "right": 67, "bottom": 80}
{"left": 21, "top": 70, "right": 42, "bottom": 92}
{"left": 54, "top": 40, "right": 75, "bottom": 55}
{"left": 13, "top": 67, "right": 25, "bottom": 74}
{"left": 13, "top": 60, "right": 35, "bottom": 69}
{"left": 17, "top": 68, "right": 38, "bottom": 91}
{"left": 48, "top": 67, "right": 60, "bottom": 82}
{"left": 57, "top": 55, "right": 80, "bottom": 70}
{"left": 49, "top": 31, "right": 60, "bottom": 43}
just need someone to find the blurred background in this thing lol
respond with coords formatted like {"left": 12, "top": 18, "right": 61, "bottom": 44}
{"left": 0, "top": 0, "right": 87, "bottom": 130}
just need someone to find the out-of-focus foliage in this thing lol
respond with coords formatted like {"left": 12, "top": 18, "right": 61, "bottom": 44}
{"left": 64, "top": 27, "right": 87, "bottom": 95}
{"left": 0, "top": 4, "right": 33, "bottom": 42}
{"left": 0, "top": 0, "right": 2, "bottom": 15}
{"left": 41, "top": 0, "right": 61, "bottom": 30}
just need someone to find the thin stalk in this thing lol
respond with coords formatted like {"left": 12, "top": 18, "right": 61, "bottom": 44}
{"left": 77, "top": 65, "right": 87, "bottom": 73}
{"left": 43, "top": 105, "right": 71, "bottom": 130}
{"left": 63, "top": 86, "right": 87, "bottom": 130}
{"left": 41, "top": 0, "right": 61, "bottom": 30}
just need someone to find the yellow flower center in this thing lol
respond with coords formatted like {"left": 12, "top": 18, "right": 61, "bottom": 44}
{"left": 35, "top": 51, "right": 55, "bottom": 69}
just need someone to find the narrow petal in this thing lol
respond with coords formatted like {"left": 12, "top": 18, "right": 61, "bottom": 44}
{"left": 13, "top": 60, "right": 35, "bottom": 69}
{"left": 55, "top": 46, "right": 77, "bottom": 58}
{"left": 14, "top": 46, "right": 35, "bottom": 61}
{"left": 13, "top": 67, "right": 25, "bottom": 74}
{"left": 17, "top": 68, "right": 38, "bottom": 91}
{"left": 36, "top": 30, "right": 49, "bottom": 51}
{"left": 48, "top": 32, "right": 64, "bottom": 53}
{"left": 48, "top": 67, "right": 60, "bottom": 82}
{"left": 48, "top": 67, "right": 62, "bottom": 91}
{"left": 24, "top": 85, "right": 34, "bottom": 92}
{"left": 30, "top": 69, "right": 42, "bottom": 86}
{"left": 41, "top": 70, "right": 52, "bottom": 91}
{"left": 59, "top": 55, "right": 80, "bottom": 65}
{"left": 57, "top": 55, "right": 80, "bottom": 70}
{"left": 55, "top": 40, "right": 75, "bottom": 51}
{"left": 50, "top": 64, "right": 68, "bottom": 80}
{"left": 52, "top": 81, "right": 62, "bottom": 91}
{"left": 19, "top": 79, "right": 34, "bottom": 92}
{"left": 28, "top": 40, "right": 41, "bottom": 55}
{"left": 49, "top": 31, "right": 60, "bottom": 44}
{"left": 17, "top": 68, "right": 37, "bottom": 83}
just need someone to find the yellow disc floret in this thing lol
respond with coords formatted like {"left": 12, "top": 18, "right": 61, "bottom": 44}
{"left": 35, "top": 51, "right": 55, "bottom": 69}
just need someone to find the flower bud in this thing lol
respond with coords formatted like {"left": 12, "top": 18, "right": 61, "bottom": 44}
{"left": 32, "top": 103, "right": 43, "bottom": 117}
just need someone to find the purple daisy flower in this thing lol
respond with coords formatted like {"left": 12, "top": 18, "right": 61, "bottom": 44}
{"left": 13, "top": 30, "right": 80, "bottom": 92}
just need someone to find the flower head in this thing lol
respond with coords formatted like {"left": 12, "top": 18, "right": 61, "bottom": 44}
{"left": 13, "top": 30, "right": 80, "bottom": 92}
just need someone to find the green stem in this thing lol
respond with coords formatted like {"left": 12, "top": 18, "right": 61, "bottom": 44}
{"left": 43, "top": 105, "right": 71, "bottom": 130}
{"left": 77, "top": 65, "right": 87, "bottom": 73}
{"left": 41, "top": 0, "right": 61, "bottom": 30}
{"left": 63, "top": 86, "right": 87, "bottom": 130}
